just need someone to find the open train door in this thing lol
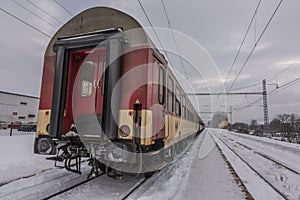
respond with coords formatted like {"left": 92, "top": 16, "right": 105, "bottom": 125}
{"left": 49, "top": 29, "right": 123, "bottom": 140}
{"left": 72, "top": 48, "right": 106, "bottom": 136}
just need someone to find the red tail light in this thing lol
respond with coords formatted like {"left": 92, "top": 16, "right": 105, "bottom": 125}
{"left": 120, "top": 125, "right": 130, "bottom": 137}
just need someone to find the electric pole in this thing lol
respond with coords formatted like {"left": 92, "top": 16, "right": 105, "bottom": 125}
{"left": 262, "top": 79, "right": 269, "bottom": 130}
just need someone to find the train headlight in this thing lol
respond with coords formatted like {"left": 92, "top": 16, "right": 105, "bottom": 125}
{"left": 37, "top": 137, "right": 54, "bottom": 154}
{"left": 119, "top": 125, "right": 130, "bottom": 137}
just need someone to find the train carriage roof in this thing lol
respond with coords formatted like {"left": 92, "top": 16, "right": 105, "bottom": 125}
{"left": 45, "top": 7, "right": 152, "bottom": 57}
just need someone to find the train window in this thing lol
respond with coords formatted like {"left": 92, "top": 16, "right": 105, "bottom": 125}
{"left": 158, "top": 66, "right": 165, "bottom": 105}
{"left": 167, "top": 76, "right": 174, "bottom": 112}
{"left": 80, "top": 60, "right": 94, "bottom": 97}
{"left": 28, "top": 114, "right": 35, "bottom": 118}
{"left": 175, "top": 87, "right": 181, "bottom": 116}
{"left": 182, "top": 96, "right": 186, "bottom": 118}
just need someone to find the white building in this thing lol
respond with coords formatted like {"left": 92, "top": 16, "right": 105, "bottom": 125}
{"left": 0, "top": 91, "right": 39, "bottom": 123}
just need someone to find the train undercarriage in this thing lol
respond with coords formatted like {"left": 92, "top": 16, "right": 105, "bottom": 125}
{"left": 45, "top": 128, "right": 202, "bottom": 179}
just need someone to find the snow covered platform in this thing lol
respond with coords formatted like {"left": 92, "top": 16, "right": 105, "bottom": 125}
{"left": 127, "top": 131, "right": 247, "bottom": 200}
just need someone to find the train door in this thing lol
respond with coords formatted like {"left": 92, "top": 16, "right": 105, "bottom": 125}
{"left": 71, "top": 48, "right": 106, "bottom": 132}
{"left": 153, "top": 64, "right": 166, "bottom": 140}
{"left": 167, "top": 75, "right": 176, "bottom": 143}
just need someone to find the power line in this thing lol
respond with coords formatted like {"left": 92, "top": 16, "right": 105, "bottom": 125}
{"left": 26, "top": 0, "right": 64, "bottom": 24}
{"left": 235, "top": 76, "right": 300, "bottom": 111}
{"left": 231, "top": 82, "right": 261, "bottom": 91}
{"left": 268, "top": 56, "right": 300, "bottom": 82}
{"left": 161, "top": 0, "right": 188, "bottom": 79}
{"left": 137, "top": 0, "right": 178, "bottom": 77}
{"left": 54, "top": 0, "right": 73, "bottom": 17}
{"left": 233, "top": 88, "right": 276, "bottom": 111}
{"left": 137, "top": 0, "right": 166, "bottom": 53}
{"left": 0, "top": 7, "right": 51, "bottom": 38}
{"left": 227, "top": 0, "right": 283, "bottom": 93}
{"left": 273, "top": 77, "right": 300, "bottom": 92}
{"left": 11, "top": 0, "right": 58, "bottom": 29}
{"left": 224, "top": 0, "right": 262, "bottom": 86}
{"left": 161, "top": 0, "right": 171, "bottom": 25}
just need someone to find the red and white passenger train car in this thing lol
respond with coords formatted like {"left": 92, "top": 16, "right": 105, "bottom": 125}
{"left": 34, "top": 7, "right": 204, "bottom": 176}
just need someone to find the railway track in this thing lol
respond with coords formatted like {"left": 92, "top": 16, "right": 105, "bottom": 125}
{"left": 0, "top": 165, "right": 91, "bottom": 200}
{"left": 235, "top": 141, "right": 300, "bottom": 175}
{"left": 120, "top": 174, "right": 153, "bottom": 200}
{"left": 0, "top": 159, "right": 88, "bottom": 189}
{"left": 42, "top": 172, "right": 105, "bottom": 200}
{"left": 210, "top": 131, "right": 300, "bottom": 200}
{"left": 0, "top": 168, "right": 54, "bottom": 187}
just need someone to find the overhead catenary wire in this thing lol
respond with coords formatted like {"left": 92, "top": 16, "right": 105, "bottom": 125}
{"left": 234, "top": 76, "right": 300, "bottom": 111}
{"left": 11, "top": 0, "right": 58, "bottom": 29}
{"left": 273, "top": 77, "right": 300, "bottom": 91}
{"left": 231, "top": 82, "right": 262, "bottom": 91}
{"left": 137, "top": 0, "right": 166, "bottom": 52}
{"left": 54, "top": 0, "right": 73, "bottom": 17}
{"left": 224, "top": 0, "right": 262, "bottom": 87}
{"left": 137, "top": 0, "right": 178, "bottom": 78}
{"left": 26, "top": 0, "right": 64, "bottom": 24}
{"left": 161, "top": 0, "right": 188, "bottom": 79}
{"left": 233, "top": 88, "right": 276, "bottom": 111}
{"left": 213, "top": 0, "right": 262, "bottom": 112}
{"left": 268, "top": 56, "right": 300, "bottom": 82}
{"left": 227, "top": 0, "right": 283, "bottom": 93}
{"left": 0, "top": 7, "right": 51, "bottom": 38}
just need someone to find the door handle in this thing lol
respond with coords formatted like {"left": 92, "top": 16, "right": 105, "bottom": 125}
{"left": 93, "top": 79, "right": 100, "bottom": 88}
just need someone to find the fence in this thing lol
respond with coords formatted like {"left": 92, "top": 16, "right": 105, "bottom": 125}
{"left": 0, "top": 125, "right": 36, "bottom": 136}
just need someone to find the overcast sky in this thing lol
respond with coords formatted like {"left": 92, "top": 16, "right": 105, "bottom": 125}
{"left": 0, "top": 0, "right": 299, "bottom": 123}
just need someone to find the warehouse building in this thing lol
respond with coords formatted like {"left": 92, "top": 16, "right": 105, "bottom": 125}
{"left": 0, "top": 91, "right": 39, "bottom": 123}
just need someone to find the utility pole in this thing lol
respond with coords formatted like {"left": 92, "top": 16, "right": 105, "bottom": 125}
{"left": 189, "top": 80, "right": 273, "bottom": 129}
{"left": 262, "top": 79, "right": 269, "bottom": 130}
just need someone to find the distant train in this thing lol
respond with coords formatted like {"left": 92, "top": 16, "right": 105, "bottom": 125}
{"left": 34, "top": 7, "right": 204, "bottom": 177}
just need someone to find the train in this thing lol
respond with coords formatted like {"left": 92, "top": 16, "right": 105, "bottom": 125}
{"left": 34, "top": 7, "right": 204, "bottom": 177}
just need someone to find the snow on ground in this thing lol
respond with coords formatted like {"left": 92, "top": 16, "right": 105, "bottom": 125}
{"left": 209, "top": 128, "right": 300, "bottom": 200}
{"left": 52, "top": 174, "right": 145, "bottom": 200}
{"left": 0, "top": 165, "right": 90, "bottom": 200}
{"left": 220, "top": 130, "right": 300, "bottom": 174}
{"left": 129, "top": 130, "right": 246, "bottom": 200}
{"left": 4, "top": 128, "right": 289, "bottom": 200}
{"left": 0, "top": 129, "right": 54, "bottom": 184}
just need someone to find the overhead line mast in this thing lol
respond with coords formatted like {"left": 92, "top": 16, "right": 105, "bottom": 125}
{"left": 189, "top": 79, "right": 270, "bottom": 127}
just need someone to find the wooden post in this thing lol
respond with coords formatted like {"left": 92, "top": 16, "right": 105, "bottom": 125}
{"left": 10, "top": 122, "right": 13, "bottom": 136}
